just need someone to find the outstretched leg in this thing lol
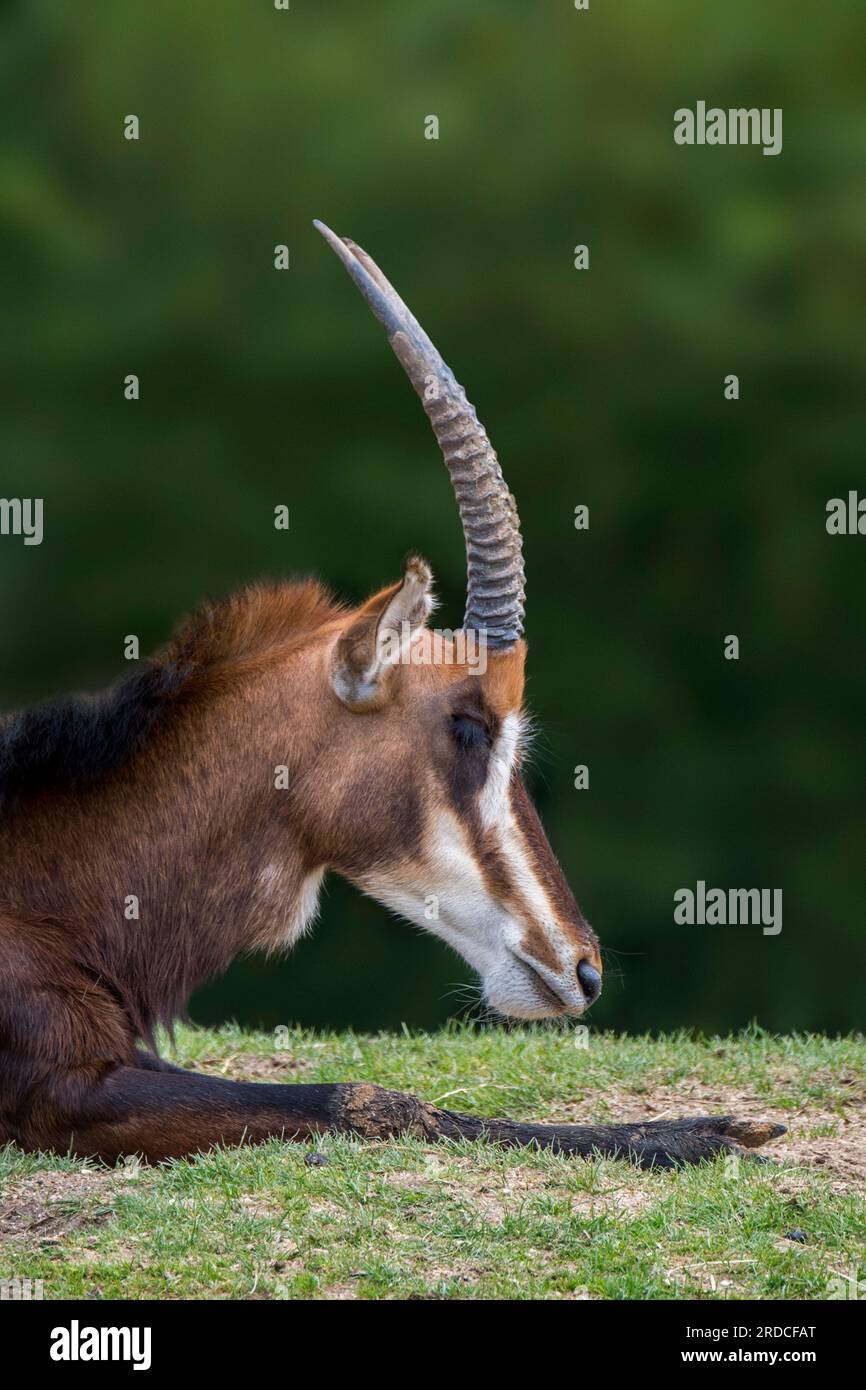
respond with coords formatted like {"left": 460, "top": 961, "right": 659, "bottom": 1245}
{"left": 327, "top": 1083, "right": 784, "bottom": 1168}
{"left": 23, "top": 1069, "right": 785, "bottom": 1167}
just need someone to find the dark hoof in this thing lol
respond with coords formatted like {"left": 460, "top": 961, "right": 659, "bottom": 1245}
{"left": 628, "top": 1115, "right": 787, "bottom": 1169}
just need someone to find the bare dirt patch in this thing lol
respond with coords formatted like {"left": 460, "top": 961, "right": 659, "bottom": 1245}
{"left": 0, "top": 1168, "right": 120, "bottom": 1242}
{"left": 663, "top": 1254, "right": 755, "bottom": 1298}
{"left": 382, "top": 1154, "right": 652, "bottom": 1224}
{"left": 195, "top": 1053, "right": 311, "bottom": 1081}
{"left": 320, "top": 1280, "right": 362, "bottom": 1299}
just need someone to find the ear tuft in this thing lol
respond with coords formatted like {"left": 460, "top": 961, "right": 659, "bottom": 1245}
{"left": 398, "top": 554, "right": 437, "bottom": 623}
{"left": 330, "top": 556, "right": 435, "bottom": 709}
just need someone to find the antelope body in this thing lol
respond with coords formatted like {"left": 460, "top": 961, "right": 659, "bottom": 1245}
{"left": 0, "top": 224, "right": 782, "bottom": 1167}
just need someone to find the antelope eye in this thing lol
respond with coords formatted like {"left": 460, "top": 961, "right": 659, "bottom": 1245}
{"left": 451, "top": 714, "right": 492, "bottom": 750}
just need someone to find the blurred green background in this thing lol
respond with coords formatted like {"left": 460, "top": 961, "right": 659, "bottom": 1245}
{"left": 1, "top": 1, "right": 864, "bottom": 1035}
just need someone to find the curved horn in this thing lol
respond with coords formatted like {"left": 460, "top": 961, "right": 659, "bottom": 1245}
{"left": 314, "top": 220, "right": 525, "bottom": 648}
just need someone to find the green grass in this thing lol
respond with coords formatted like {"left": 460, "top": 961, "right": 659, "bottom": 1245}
{"left": 1, "top": 1026, "right": 863, "bottom": 1300}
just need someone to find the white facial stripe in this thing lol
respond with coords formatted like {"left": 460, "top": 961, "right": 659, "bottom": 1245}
{"left": 478, "top": 711, "right": 525, "bottom": 829}
{"left": 356, "top": 793, "right": 569, "bottom": 974}
{"left": 497, "top": 805, "right": 572, "bottom": 971}
{"left": 354, "top": 810, "right": 507, "bottom": 976}
{"left": 478, "top": 712, "right": 570, "bottom": 964}
{"left": 355, "top": 802, "right": 586, "bottom": 1019}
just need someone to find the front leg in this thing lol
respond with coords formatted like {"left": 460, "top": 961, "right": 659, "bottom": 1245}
{"left": 27, "top": 1070, "right": 785, "bottom": 1166}
{"left": 335, "top": 1085, "right": 786, "bottom": 1168}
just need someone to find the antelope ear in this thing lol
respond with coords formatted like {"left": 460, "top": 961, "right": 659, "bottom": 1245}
{"left": 330, "top": 555, "right": 435, "bottom": 709}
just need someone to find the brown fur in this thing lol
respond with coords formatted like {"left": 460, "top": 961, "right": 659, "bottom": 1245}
{"left": 0, "top": 576, "right": 598, "bottom": 1160}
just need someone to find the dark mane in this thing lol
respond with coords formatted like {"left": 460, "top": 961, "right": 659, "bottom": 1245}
{"left": 0, "top": 662, "right": 188, "bottom": 813}
{"left": 0, "top": 579, "right": 341, "bottom": 812}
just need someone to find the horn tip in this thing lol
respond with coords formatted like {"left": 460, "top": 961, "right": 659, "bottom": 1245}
{"left": 315, "top": 219, "right": 407, "bottom": 341}
{"left": 313, "top": 218, "right": 341, "bottom": 248}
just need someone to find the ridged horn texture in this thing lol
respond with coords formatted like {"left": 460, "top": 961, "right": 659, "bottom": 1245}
{"left": 314, "top": 219, "right": 525, "bottom": 648}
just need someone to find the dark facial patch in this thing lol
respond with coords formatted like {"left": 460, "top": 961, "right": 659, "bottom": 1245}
{"left": 510, "top": 773, "right": 599, "bottom": 958}
{"left": 509, "top": 777, "right": 577, "bottom": 912}
{"left": 441, "top": 682, "right": 499, "bottom": 817}
{"left": 450, "top": 713, "right": 492, "bottom": 751}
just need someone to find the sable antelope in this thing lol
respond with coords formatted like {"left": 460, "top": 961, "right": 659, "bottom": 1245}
{"left": 0, "top": 222, "right": 783, "bottom": 1168}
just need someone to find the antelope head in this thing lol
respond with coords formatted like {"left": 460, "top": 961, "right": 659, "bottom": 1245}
{"left": 304, "top": 222, "right": 602, "bottom": 1020}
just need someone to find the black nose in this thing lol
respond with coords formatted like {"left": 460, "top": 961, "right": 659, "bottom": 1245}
{"left": 577, "top": 959, "right": 602, "bottom": 1006}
